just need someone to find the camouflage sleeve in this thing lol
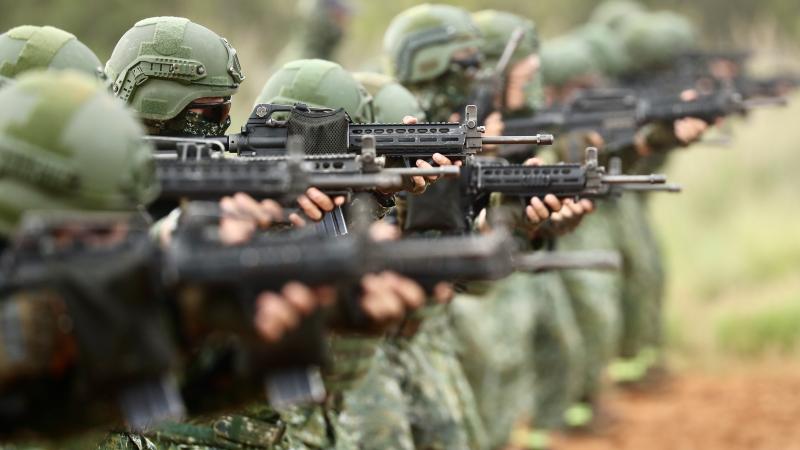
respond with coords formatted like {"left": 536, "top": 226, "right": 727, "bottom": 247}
{"left": 637, "top": 122, "right": 682, "bottom": 153}
{"left": 0, "top": 289, "right": 74, "bottom": 385}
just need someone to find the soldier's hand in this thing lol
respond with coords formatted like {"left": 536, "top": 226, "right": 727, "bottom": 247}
{"left": 360, "top": 272, "right": 426, "bottom": 326}
{"left": 673, "top": 117, "right": 708, "bottom": 145}
{"left": 219, "top": 193, "right": 284, "bottom": 245}
{"left": 522, "top": 157, "right": 563, "bottom": 226}
{"left": 411, "top": 152, "right": 463, "bottom": 195}
{"left": 549, "top": 198, "right": 594, "bottom": 235}
{"left": 290, "top": 188, "right": 346, "bottom": 227}
{"left": 674, "top": 89, "right": 709, "bottom": 145}
{"left": 254, "top": 282, "right": 334, "bottom": 343}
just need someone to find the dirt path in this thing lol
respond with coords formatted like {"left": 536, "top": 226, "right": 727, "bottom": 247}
{"left": 554, "top": 367, "right": 800, "bottom": 450}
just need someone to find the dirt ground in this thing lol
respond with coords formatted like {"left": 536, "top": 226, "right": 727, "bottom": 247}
{"left": 554, "top": 366, "right": 800, "bottom": 450}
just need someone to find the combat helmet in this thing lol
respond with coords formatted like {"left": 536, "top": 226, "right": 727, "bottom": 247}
{"left": 590, "top": 1, "right": 647, "bottom": 31}
{"left": 353, "top": 72, "right": 426, "bottom": 123}
{"left": 105, "top": 16, "right": 245, "bottom": 136}
{"left": 541, "top": 36, "right": 599, "bottom": 88}
{"left": 573, "top": 23, "right": 630, "bottom": 77}
{"left": 383, "top": 4, "right": 482, "bottom": 84}
{"left": 0, "top": 71, "right": 159, "bottom": 235}
{"left": 257, "top": 59, "right": 374, "bottom": 123}
{"left": 620, "top": 11, "right": 696, "bottom": 73}
{"left": 0, "top": 25, "right": 103, "bottom": 79}
{"left": 472, "top": 10, "right": 539, "bottom": 66}
{"left": 472, "top": 10, "right": 543, "bottom": 114}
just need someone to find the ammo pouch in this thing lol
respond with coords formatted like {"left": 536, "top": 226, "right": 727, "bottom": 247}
{"left": 402, "top": 178, "right": 468, "bottom": 234}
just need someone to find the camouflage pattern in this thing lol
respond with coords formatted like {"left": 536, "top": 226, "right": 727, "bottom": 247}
{"left": 556, "top": 203, "right": 623, "bottom": 403}
{"left": 383, "top": 4, "right": 481, "bottom": 84}
{"left": 449, "top": 274, "right": 539, "bottom": 448}
{"left": 0, "top": 289, "right": 69, "bottom": 383}
{"left": 529, "top": 271, "right": 585, "bottom": 428}
{"left": 0, "top": 70, "right": 159, "bottom": 236}
{"left": 97, "top": 404, "right": 294, "bottom": 450}
{"left": 383, "top": 4, "right": 482, "bottom": 121}
{"left": 341, "top": 309, "right": 488, "bottom": 450}
{"left": 472, "top": 10, "right": 544, "bottom": 116}
{"left": 613, "top": 192, "right": 665, "bottom": 359}
{"left": 0, "top": 25, "right": 102, "bottom": 79}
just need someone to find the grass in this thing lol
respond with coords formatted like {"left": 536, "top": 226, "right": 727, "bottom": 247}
{"left": 652, "top": 91, "right": 800, "bottom": 366}
{"left": 716, "top": 296, "right": 800, "bottom": 357}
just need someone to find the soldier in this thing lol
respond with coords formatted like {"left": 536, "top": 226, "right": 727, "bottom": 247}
{"left": 347, "top": 4, "right": 588, "bottom": 450}
{"left": 255, "top": 58, "right": 439, "bottom": 450}
{"left": 444, "top": 10, "right": 591, "bottom": 449}
{"left": 602, "top": 9, "right": 709, "bottom": 383}
{"left": 536, "top": 31, "right": 626, "bottom": 431}
{"left": 0, "top": 70, "right": 157, "bottom": 448}
{"left": 105, "top": 16, "right": 346, "bottom": 228}
{"left": 0, "top": 25, "right": 103, "bottom": 79}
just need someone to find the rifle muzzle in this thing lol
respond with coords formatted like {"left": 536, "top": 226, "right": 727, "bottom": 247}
{"left": 482, "top": 134, "right": 555, "bottom": 146}
{"left": 602, "top": 174, "right": 667, "bottom": 184}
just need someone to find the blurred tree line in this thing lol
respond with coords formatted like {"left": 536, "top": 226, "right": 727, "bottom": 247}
{"left": 2, "top": 0, "right": 796, "bottom": 121}
{"left": 2, "top": 0, "right": 797, "bottom": 59}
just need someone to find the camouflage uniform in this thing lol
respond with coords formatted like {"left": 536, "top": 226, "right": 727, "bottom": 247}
{"left": 342, "top": 5, "right": 491, "bottom": 449}
{"left": 447, "top": 11, "right": 554, "bottom": 446}
{"left": 539, "top": 32, "right": 625, "bottom": 410}
{"left": 98, "top": 17, "right": 303, "bottom": 450}
{"left": 0, "top": 71, "right": 159, "bottom": 447}
{"left": 600, "top": 9, "right": 697, "bottom": 366}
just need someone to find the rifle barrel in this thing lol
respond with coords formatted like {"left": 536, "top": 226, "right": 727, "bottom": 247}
{"left": 602, "top": 174, "right": 667, "bottom": 184}
{"left": 620, "top": 183, "right": 683, "bottom": 193}
{"left": 482, "top": 134, "right": 554, "bottom": 146}
{"left": 386, "top": 166, "right": 461, "bottom": 177}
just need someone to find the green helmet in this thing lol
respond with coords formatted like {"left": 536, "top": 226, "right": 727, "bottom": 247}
{"left": 353, "top": 72, "right": 426, "bottom": 123}
{"left": 257, "top": 59, "right": 374, "bottom": 123}
{"left": 105, "top": 17, "right": 245, "bottom": 126}
{"left": 0, "top": 25, "right": 103, "bottom": 79}
{"left": 573, "top": 24, "right": 629, "bottom": 76}
{"left": 0, "top": 71, "right": 159, "bottom": 236}
{"left": 383, "top": 4, "right": 482, "bottom": 84}
{"left": 620, "top": 11, "right": 696, "bottom": 72}
{"left": 590, "top": 1, "right": 647, "bottom": 31}
{"left": 541, "top": 36, "right": 598, "bottom": 87}
{"left": 472, "top": 10, "right": 539, "bottom": 66}
{"left": 472, "top": 10, "right": 543, "bottom": 114}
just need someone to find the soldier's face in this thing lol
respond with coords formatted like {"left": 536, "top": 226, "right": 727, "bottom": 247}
{"left": 450, "top": 47, "right": 482, "bottom": 79}
{"left": 187, "top": 97, "right": 232, "bottom": 125}
{"left": 506, "top": 54, "right": 540, "bottom": 111}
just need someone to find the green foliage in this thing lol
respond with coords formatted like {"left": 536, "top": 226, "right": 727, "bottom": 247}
{"left": 716, "top": 299, "right": 800, "bottom": 358}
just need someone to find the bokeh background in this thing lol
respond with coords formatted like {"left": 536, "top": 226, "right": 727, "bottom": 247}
{"left": 2, "top": 0, "right": 800, "bottom": 446}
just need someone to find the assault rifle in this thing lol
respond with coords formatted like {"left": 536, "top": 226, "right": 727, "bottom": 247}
{"left": 0, "top": 212, "right": 184, "bottom": 437}
{"left": 2, "top": 206, "right": 626, "bottom": 435}
{"left": 501, "top": 88, "right": 786, "bottom": 153}
{"left": 467, "top": 27, "right": 526, "bottom": 125}
{"left": 146, "top": 104, "right": 553, "bottom": 160}
{"left": 461, "top": 147, "right": 678, "bottom": 221}
{"left": 155, "top": 136, "right": 460, "bottom": 202}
